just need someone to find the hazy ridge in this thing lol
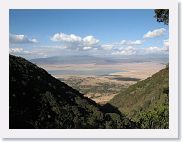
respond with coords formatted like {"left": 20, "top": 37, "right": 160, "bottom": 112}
{"left": 31, "top": 55, "right": 168, "bottom": 65}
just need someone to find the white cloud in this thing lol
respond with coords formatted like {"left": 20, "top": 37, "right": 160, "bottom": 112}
{"left": 50, "top": 33, "right": 100, "bottom": 50}
{"left": 51, "top": 33, "right": 99, "bottom": 45}
{"left": 10, "top": 32, "right": 168, "bottom": 58}
{"left": 101, "top": 44, "right": 113, "bottom": 50}
{"left": 83, "top": 36, "right": 99, "bottom": 46}
{"left": 50, "top": 33, "right": 82, "bottom": 43}
{"left": 112, "top": 45, "right": 168, "bottom": 56}
{"left": 92, "top": 48, "right": 98, "bottom": 51}
{"left": 9, "top": 47, "right": 48, "bottom": 59}
{"left": 144, "top": 46, "right": 163, "bottom": 54}
{"left": 163, "top": 39, "right": 169, "bottom": 50}
{"left": 50, "top": 33, "right": 145, "bottom": 53}
{"left": 37, "top": 45, "right": 68, "bottom": 50}
{"left": 141, "top": 39, "right": 169, "bottom": 55}
{"left": 9, "top": 47, "right": 32, "bottom": 55}
{"left": 101, "top": 40, "right": 143, "bottom": 52}
{"left": 83, "top": 46, "right": 93, "bottom": 50}
{"left": 50, "top": 45, "right": 68, "bottom": 49}
{"left": 9, "top": 48, "right": 23, "bottom": 53}
{"left": 112, "top": 46, "right": 137, "bottom": 55}
{"left": 119, "top": 40, "right": 143, "bottom": 45}
{"left": 143, "top": 28, "right": 166, "bottom": 39}
{"left": 10, "top": 34, "right": 38, "bottom": 44}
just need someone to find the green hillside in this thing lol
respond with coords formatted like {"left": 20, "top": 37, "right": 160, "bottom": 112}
{"left": 109, "top": 66, "right": 169, "bottom": 129}
{"left": 9, "top": 54, "right": 136, "bottom": 129}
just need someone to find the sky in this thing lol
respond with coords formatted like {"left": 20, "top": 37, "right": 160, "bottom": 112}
{"left": 9, "top": 9, "right": 169, "bottom": 59}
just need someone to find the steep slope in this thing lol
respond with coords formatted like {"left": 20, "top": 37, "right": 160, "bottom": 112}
{"left": 109, "top": 67, "right": 169, "bottom": 128}
{"left": 9, "top": 54, "right": 136, "bottom": 129}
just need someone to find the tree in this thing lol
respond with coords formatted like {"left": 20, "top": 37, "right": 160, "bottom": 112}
{"left": 154, "top": 9, "right": 169, "bottom": 25}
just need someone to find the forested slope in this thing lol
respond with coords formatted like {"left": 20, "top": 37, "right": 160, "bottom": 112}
{"left": 9, "top": 54, "right": 136, "bottom": 129}
{"left": 109, "top": 66, "right": 169, "bottom": 128}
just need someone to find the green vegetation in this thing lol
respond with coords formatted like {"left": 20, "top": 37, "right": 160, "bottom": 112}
{"left": 136, "top": 104, "right": 168, "bottom": 128}
{"left": 9, "top": 54, "right": 136, "bottom": 129}
{"left": 9, "top": 54, "right": 169, "bottom": 129}
{"left": 109, "top": 66, "right": 169, "bottom": 128}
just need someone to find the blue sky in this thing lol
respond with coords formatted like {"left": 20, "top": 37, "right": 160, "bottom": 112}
{"left": 9, "top": 9, "right": 169, "bottom": 59}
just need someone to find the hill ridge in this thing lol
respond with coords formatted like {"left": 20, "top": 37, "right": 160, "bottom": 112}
{"left": 108, "top": 66, "right": 169, "bottom": 128}
{"left": 9, "top": 54, "right": 136, "bottom": 129}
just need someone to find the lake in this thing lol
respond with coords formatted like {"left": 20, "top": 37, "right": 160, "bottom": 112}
{"left": 47, "top": 68, "right": 126, "bottom": 76}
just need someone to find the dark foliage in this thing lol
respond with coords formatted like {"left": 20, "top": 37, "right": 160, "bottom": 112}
{"left": 154, "top": 9, "right": 169, "bottom": 25}
{"left": 9, "top": 54, "right": 136, "bottom": 129}
{"left": 109, "top": 67, "right": 169, "bottom": 129}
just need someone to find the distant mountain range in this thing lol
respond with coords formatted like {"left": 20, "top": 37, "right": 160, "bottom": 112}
{"left": 31, "top": 55, "right": 118, "bottom": 65}
{"left": 30, "top": 55, "right": 168, "bottom": 65}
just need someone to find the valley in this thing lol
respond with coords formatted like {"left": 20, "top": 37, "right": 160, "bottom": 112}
{"left": 9, "top": 9, "right": 170, "bottom": 129}
{"left": 9, "top": 54, "right": 169, "bottom": 129}
{"left": 38, "top": 62, "right": 166, "bottom": 104}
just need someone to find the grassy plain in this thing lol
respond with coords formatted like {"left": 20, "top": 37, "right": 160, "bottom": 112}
{"left": 38, "top": 62, "right": 165, "bottom": 104}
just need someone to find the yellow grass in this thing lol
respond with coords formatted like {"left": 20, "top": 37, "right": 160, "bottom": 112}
{"left": 38, "top": 62, "right": 165, "bottom": 104}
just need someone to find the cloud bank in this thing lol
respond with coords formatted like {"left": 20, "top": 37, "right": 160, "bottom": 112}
{"left": 9, "top": 47, "right": 23, "bottom": 53}
{"left": 9, "top": 29, "right": 168, "bottom": 59}
{"left": 118, "top": 40, "right": 143, "bottom": 45}
{"left": 111, "top": 39, "right": 169, "bottom": 56}
{"left": 50, "top": 33, "right": 99, "bottom": 51}
{"left": 143, "top": 28, "right": 166, "bottom": 39}
{"left": 10, "top": 34, "right": 38, "bottom": 44}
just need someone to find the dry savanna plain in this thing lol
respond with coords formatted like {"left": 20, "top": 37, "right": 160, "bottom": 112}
{"left": 39, "top": 62, "right": 165, "bottom": 104}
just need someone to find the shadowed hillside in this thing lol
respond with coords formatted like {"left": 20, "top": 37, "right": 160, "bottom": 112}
{"left": 9, "top": 54, "right": 136, "bottom": 129}
{"left": 108, "top": 66, "right": 169, "bottom": 128}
